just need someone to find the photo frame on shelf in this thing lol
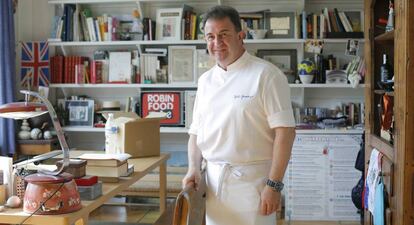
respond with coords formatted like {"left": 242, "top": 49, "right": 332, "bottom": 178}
{"left": 64, "top": 100, "right": 94, "bottom": 127}
{"left": 256, "top": 49, "right": 297, "bottom": 83}
{"left": 168, "top": 45, "right": 196, "bottom": 84}
{"left": 196, "top": 49, "right": 216, "bottom": 81}
{"left": 156, "top": 8, "right": 183, "bottom": 41}
{"left": 263, "top": 12, "right": 295, "bottom": 38}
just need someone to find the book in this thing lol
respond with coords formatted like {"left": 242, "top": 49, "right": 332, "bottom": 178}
{"left": 79, "top": 153, "right": 131, "bottom": 166}
{"left": 86, "top": 161, "right": 128, "bottom": 177}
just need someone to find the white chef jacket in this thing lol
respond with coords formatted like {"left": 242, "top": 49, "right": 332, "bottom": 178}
{"left": 188, "top": 51, "right": 295, "bottom": 225}
{"left": 189, "top": 51, "right": 295, "bottom": 164}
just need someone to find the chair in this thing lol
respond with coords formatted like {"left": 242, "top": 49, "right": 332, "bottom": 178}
{"left": 172, "top": 172, "right": 206, "bottom": 225}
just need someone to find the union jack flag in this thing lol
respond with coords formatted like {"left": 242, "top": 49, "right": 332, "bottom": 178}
{"left": 20, "top": 41, "right": 50, "bottom": 88}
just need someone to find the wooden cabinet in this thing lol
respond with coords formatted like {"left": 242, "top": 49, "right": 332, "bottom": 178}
{"left": 364, "top": 0, "right": 414, "bottom": 224}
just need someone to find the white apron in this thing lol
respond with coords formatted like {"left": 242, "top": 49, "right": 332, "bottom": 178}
{"left": 205, "top": 161, "right": 276, "bottom": 225}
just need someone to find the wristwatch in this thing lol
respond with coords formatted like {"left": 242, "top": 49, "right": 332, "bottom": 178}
{"left": 266, "top": 179, "right": 284, "bottom": 192}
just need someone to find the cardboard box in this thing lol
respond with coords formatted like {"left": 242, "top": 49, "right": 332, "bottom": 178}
{"left": 103, "top": 112, "right": 163, "bottom": 157}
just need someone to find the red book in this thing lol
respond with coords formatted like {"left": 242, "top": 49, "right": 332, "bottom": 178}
{"left": 90, "top": 60, "right": 103, "bottom": 84}
{"left": 75, "top": 175, "right": 98, "bottom": 186}
{"left": 56, "top": 56, "right": 64, "bottom": 83}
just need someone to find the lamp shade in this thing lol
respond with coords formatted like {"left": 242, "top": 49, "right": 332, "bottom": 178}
{"left": 0, "top": 102, "right": 48, "bottom": 120}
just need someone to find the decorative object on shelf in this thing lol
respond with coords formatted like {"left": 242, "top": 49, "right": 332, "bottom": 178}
{"left": 156, "top": 8, "right": 184, "bottom": 41}
{"left": 385, "top": 1, "right": 394, "bottom": 32}
{"left": 298, "top": 59, "right": 316, "bottom": 84}
{"left": 196, "top": 49, "right": 216, "bottom": 81}
{"left": 257, "top": 49, "right": 297, "bottom": 83}
{"left": 30, "top": 128, "right": 43, "bottom": 140}
{"left": 348, "top": 71, "right": 362, "bottom": 88}
{"left": 43, "top": 130, "right": 53, "bottom": 140}
{"left": 304, "top": 40, "right": 324, "bottom": 54}
{"left": 18, "top": 119, "right": 31, "bottom": 140}
{"left": 264, "top": 11, "right": 295, "bottom": 38}
{"left": 64, "top": 99, "right": 95, "bottom": 127}
{"left": 298, "top": 59, "right": 316, "bottom": 75}
{"left": 20, "top": 41, "right": 50, "bottom": 89}
{"left": 248, "top": 29, "right": 267, "bottom": 39}
{"left": 345, "top": 39, "right": 360, "bottom": 56}
{"left": 168, "top": 45, "right": 196, "bottom": 84}
{"left": 325, "top": 70, "right": 348, "bottom": 84}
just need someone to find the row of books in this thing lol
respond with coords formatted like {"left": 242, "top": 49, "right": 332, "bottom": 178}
{"left": 300, "top": 8, "right": 363, "bottom": 39}
{"left": 50, "top": 55, "right": 90, "bottom": 84}
{"left": 51, "top": 4, "right": 151, "bottom": 42}
{"left": 345, "top": 56, "right": 366, "bottom": 77}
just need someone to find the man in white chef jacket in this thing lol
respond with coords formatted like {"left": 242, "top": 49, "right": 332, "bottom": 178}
{"left": 182, "top": 5, "right": 296, "bottom": 225}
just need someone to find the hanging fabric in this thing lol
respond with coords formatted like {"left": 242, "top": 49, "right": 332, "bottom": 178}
{"left": 0, "top": 0, "right": 16, "bottom": 156}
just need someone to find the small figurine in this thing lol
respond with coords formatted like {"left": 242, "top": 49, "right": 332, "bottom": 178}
{"left": 386, "top": 1, "right": 394, "bottom": 32}
{"left": 18, "top": 119, "right": 31, "bottom": 140}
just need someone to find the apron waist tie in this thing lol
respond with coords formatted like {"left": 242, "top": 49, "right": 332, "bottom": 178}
{"left": 211, "top": 160, "right": 271, "bottom": 200}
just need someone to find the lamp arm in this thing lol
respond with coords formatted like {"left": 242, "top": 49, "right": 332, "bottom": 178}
{"left": 20, "top": 90, "right": 69, "bottom": 176}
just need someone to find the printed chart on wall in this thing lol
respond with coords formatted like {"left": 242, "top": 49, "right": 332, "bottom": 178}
{"left": 285, "top": 134, "right": 362, "bottom": 221}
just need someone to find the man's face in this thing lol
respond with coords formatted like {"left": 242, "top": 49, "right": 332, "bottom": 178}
{"left": 204, "top": 17, "right": 245, "bottom": 68}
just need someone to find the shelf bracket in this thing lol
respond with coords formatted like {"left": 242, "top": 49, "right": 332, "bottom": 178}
{"left": 136, "top": 44, "right": 142, "bottom": 56}
{"left": 60, "top": 87, "right": 68, "bottom": 99}
{"left": 60, "top": 45, "right": 67, "bottom": 57}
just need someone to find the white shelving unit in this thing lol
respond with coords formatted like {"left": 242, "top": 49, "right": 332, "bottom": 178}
{"left": 33, "top": 0, "right": 366, "bottom": 164}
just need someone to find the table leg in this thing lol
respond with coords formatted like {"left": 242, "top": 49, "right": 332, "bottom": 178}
{"left": 159, "top": 162, "right": 167, "bottom": 214}
{"left": 74, "top": 214, "right": 89, "bottom": 225}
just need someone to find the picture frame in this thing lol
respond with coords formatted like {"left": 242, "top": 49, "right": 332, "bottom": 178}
{"left": 168, "top": 45, "right": 196, "bottom": 84}
{"left": 156, "top": 8, "right": 183, "bottom": 41}
{"left": 257, "top": 49, "right": 297, "bottom": 83}
{"left": 196, "top": 49, "right": 215, "bottom": 81}
{"left": 264, "top": 12, "right": 295, "bottom": 38}
{"left": 64, "top": 100, "right": 94, "bottom": 127}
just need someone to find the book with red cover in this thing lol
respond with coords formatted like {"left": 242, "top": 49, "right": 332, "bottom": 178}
{"left": 75, "top": 175, "right": 98, "bottom": 186}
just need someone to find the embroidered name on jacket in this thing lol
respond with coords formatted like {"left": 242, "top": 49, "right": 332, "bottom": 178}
{"left": 234, "top": 95, "right": 254, "bottom": 100}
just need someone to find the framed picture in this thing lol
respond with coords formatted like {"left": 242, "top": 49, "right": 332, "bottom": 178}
{"left": 257, "top": 49, "right": 297, "bottom": 83}
{"left": 156, "top": 8, "right": 183, "bottom": 41}
{"left": 196, "top": 49, "right": 215, "bottom": 81}
{"left": 141, "top": 91, "right": 184, "bottom": 126}
{"left": 264, "top": 12, "right": 295, "bottom": 38}
{"left": 64, "top": 100, "right": 94, "bottom": 127}
{"left": 168, "top": 45, "right": 196, "bottom": 84}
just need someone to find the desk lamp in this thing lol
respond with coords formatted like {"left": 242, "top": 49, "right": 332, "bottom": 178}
{"left": 0, "top": 90, "right": 69, "bottom": 175}
{"left": 0, "top": 90, "right": 81, "bottom": 215}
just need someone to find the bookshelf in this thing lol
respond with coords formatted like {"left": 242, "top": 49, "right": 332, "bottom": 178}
{"left": 364, "top": 0, "right": 414, "bottom": 224}
{"left": 17, "top": 0, "right": 367, "bottom": 220}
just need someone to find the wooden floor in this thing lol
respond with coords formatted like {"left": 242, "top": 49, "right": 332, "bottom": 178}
{"left": 89, "top": 197, "right": 361, "bottom": 225}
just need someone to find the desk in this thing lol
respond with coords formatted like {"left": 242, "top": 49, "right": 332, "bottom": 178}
{"left": 0, "top": 152, "right": 170, "bottom": 225}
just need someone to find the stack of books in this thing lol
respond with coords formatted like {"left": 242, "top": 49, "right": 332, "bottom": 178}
{"left": 79, "top": 153, "right": 132, "bottom": 183}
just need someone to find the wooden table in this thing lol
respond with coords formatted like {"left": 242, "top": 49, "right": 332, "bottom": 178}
{"left": 0, "top": 152, "right": 170, "bottom": 225}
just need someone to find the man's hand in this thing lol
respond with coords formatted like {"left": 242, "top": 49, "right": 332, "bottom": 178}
{"left": 259, "top": 185, "right": 281, "bottom": 216}
{"left": 182, "top": 168, "right": 201, "bottom": 190}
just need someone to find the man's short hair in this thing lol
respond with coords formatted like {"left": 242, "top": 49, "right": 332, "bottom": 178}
{"left": 201, "top": 5, "right": 242, "bottom": 32}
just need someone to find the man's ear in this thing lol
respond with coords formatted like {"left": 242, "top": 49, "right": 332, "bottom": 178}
{"left": 239, "top": 31, "right": 246, "bottom": 40}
